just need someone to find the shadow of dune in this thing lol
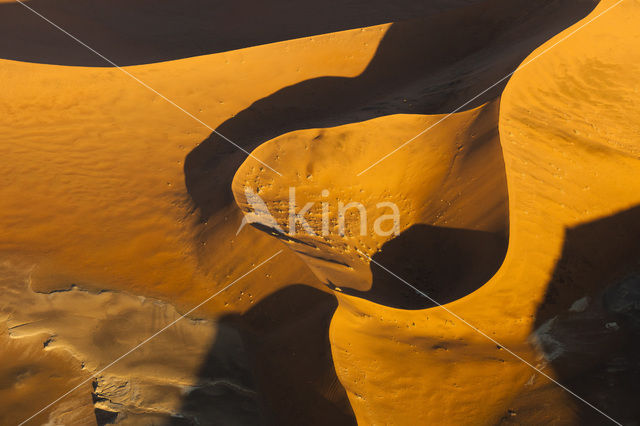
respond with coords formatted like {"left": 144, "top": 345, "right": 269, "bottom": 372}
{"left": 185, "top": 0, "right": 599, "bottom": 221}
{"left": 1, "top": 0, "right": 478, "bottom": 66}
{"left": 173, "top": 285, "right": 355, "bottom": 425}
{"left": 339, "top": 224, "right": 508, "bottom": 310}
{"left": 519, "top": 205, "right": 640, "bottom": 424}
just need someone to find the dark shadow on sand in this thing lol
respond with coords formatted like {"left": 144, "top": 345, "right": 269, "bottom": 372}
{"left": 1, "top": 0, "right": 475, "bottom": 66}
{"left": 509, "top": 204, "right": 640, "bottom": 424}
{"left": 340, "top": 224, "right": 508, "bottom": 310}
{"left": 171, "top": 285, "right": 355, "bottom": 426}
{"left": 184, "top": 0, "right": 599, "bottom": 221}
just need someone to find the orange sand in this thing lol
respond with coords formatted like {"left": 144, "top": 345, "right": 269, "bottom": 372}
{"left": 2, "top": 0, "right": 640, "bottom": 424}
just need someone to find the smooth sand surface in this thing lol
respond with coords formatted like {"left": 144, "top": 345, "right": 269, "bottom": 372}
{"left": 2, "top": 0, "right": 640, "bottom": 424}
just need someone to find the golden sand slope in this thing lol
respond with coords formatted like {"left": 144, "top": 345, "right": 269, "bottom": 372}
{"left": 330, "top": 1, "right": 640, "bottom": 423}
{"left": 1, "top": 0, "right": 591, "bottom": 421}
{"left": 0, "top": 25, "right": 385, "bottom": 424}
{"left": 2, "top": 0, "right": 639, "bottom": 424}
{"left": 234, "top": 0, "right": 640, "bottom": 424}
{"left": 233, "top": 101, "right": 508, "bottom": 299}
{"left": 0, "top": 26, "right": 385, "bottom": 309}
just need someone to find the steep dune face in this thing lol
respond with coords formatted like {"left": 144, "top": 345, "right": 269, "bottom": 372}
{"left": 234, "top": 0, "right": 640, "bottom": 424}
{"left": 1, "top": 25, "right": 387, "bottom": 424}
{"left": 498, "top": 1, "right": 640, "bottom": 421}
{"left": 2, "top": 0, "right": 638, "bottom": 424}
{"left": 187, "top": 0, "right": 598, "bottom": 222}
{"left": 232, "top": 101, "right": 508, "bottom": 304}
{"left": 333, "top": 2, "right": 640, "bottom": 424}
{"left": 1, "top": 22, "right": 388, "bottom": 312}
{"left": 232, "top": 89, "right": 514, "bottom": 426}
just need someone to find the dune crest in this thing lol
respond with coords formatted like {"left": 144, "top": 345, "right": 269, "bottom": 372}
{"left": 3, "top": 0, "right": 640, "bottom": 423}
{"left": 234, "top": 0, "right": 640, "bottom": 423}
{"left": 232, "top": 101, "right": 508, "bottom": 306}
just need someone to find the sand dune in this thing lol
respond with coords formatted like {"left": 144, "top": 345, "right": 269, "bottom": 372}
{"left": 1, "top": 0, "right": 639, "bottom": 424}
{"left": 233, "top": 102, "right": 509, "bottom": 304}
{"left": 234, "top": 0, "right": 640, "bottom": 423}
{"left": 188, "top": 0, "right": 598, "bottom": 222}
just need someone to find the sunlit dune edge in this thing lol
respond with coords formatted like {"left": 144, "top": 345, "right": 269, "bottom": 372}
{"left": 1, "top": 0, "right": 640, "bottom": 424}
{"left": 235, "top": 0, "right": 640, "bottom": 423}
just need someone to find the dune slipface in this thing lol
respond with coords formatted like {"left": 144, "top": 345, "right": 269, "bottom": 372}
{"left": 232, "top": 102, "right": 509, "bottom": 306}
{"left": 1, "top": 21, "right": 384, "bottom": 425}
{"left": 2, "top": 0, "right": 640, "bottom": 424}
{"left": 233, "top": 0, "right": 640, "bottom": 424}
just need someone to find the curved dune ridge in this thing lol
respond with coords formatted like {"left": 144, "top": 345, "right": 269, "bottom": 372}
{"left": 1, "top": 0, "right": 640, "bottom": 424}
